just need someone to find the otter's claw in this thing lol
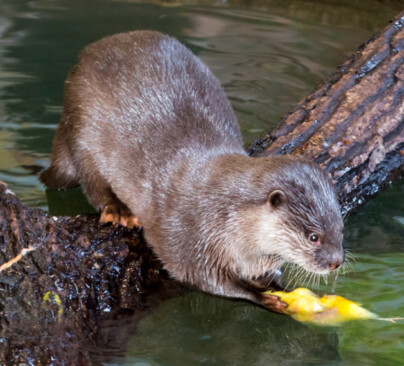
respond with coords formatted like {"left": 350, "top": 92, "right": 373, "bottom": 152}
{"left": 261, "top": 294, "right": 288, "bottom": 314}
{"left": 100, "top": 204, "right": 140, "bottom": 228}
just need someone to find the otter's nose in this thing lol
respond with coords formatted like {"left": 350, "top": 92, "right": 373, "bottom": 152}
{"left": 326, "top": 246, "right": 345, "bottom": 271}
{"left": 329, "top": 261, "right": 342, "bottom": 270}
{"left": 315, "top": 247, "right": 345, "bottom": 271}
{"left": 328, "top": 253, "right": 344, "bottom": 270}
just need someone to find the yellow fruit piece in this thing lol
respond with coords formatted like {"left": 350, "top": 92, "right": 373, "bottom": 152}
{"left": 269, "top": 288, "right": 325, "bottom": 322}
{"left": 264, "top": 288, "right": 377, "bottom": 325}
{"left": 317, "top": 295, "right": 377, "bottom": 325}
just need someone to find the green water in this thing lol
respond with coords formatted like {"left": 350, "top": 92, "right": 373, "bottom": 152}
{"left": 0, "top": 0, "right": 403, "bottom": 364}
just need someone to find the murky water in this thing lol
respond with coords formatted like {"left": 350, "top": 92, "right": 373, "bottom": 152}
{"left": 0, "top": 0, "right": 403, "bottom": 364}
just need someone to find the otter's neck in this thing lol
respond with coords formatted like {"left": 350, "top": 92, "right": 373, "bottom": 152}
{"left": 158, "top": 153, "right": 283, "bottom": 297}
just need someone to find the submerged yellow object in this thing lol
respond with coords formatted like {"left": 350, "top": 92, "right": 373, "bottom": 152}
{"left": 265, "top": 288, "right": 377, "bottom": 325}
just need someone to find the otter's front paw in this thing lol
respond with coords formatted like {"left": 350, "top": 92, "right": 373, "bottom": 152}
{"left": 100, "top": 204, "right": 140, "bottom": 228}
{"left": 260, "top": 294, "right": 288, "bottom": 314}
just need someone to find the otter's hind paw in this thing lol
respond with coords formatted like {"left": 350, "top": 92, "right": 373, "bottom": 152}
{"left": 100, "top": 204, "right": 140, "bottom": 228}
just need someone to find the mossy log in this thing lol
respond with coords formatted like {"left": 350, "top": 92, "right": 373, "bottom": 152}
{"left": 0, "top": 10, "right": 403, "bottom": 365}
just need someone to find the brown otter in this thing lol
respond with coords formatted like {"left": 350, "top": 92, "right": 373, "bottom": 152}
{"left": 40, "top": 31, "right": 344, "bottom": 312}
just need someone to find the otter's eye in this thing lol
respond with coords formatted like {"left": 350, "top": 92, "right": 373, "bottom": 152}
{"left": 309, "top": 234, "right": 320, "bottom": 243}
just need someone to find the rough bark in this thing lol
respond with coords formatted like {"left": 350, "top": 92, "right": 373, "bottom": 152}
{"left": 0, "top": 181, "right": 185, "bottom": 364}
{"left": 0, "top": 10, "right": 404, "bottom": 366}
{"left": 248, "top": 11, "right": 404, "bottom": 214}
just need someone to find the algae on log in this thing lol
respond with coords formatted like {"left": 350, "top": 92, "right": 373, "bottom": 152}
{"left": 0, "top": 10, "right": 404, "bottom": 366}
{"left": 248, "top": 11, "right": 404, "bottom": 214}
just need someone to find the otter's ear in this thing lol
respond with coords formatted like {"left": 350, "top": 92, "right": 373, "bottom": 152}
{"left": 268, "top": 190, "right": 286, "bottom": 209}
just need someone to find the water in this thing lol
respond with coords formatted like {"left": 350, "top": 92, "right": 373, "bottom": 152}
{"left": 0, "top": 0, "right": 403, "bottom": 364}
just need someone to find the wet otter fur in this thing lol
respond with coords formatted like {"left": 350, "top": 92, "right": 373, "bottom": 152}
{"left": 40, "top": 31, "right": 344, "bottom": 312}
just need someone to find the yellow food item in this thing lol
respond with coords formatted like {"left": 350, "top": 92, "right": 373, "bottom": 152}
{"left": 265, "top": 288, "right": 377, "bottom": 325}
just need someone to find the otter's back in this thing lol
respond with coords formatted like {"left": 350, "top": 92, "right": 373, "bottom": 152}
{"left": 67, "top": 31, "right": 243, "bottom": 168}
{"left": 56, "top": 31, "right": 244, "bottom": 220}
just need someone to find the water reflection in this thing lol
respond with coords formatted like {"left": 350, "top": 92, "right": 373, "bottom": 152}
{"left": 123, "top": 292, "right": 341, "bottom": 366}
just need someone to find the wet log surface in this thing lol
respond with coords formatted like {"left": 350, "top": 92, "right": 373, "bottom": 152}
{"left": 0, "top": 181, "right": 185, "bottom": 364}
{"left": 0, "top": 10, "right": 404, "bottom": 366}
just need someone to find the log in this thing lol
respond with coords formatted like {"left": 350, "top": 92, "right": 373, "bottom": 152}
{"left": 248, "top": 11, "right": 404, "bottom": 214}
{"left": 0, "top": 180, "right": 186, "bottom": 364}
{"left": 1, "top": 10, "right": 404, "bottom": 365}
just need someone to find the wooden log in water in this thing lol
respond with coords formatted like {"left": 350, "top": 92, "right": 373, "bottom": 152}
{"left": 0, "top": 10, "right": 404, "bottom": 365}
{"left": 248, "top": 11, "right": 404, "bottom": 214}
{"left": 0, "top": 181, "right": 185, "bottom": 364}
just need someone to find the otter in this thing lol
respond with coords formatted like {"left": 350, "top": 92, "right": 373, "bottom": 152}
{"left": 40, "top": 31, "right": 344, "bottom": 312}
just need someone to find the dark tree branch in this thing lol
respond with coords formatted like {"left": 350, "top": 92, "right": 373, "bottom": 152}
{"left": 248, "top": 11, "right": 404, "bottom": 214}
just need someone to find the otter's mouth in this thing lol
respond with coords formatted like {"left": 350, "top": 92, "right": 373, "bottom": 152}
{"left": 298, "top": 261, "right": 333, "bottom": 275}
{"left": 278, "top": 258, "right": 345, "bottom": 291}
{"left": 285, "top": 249, "right": 344, "bottom": 275}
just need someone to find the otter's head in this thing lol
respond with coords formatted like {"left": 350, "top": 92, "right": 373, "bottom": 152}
{"left": 251, "top": 158, "right": 344, "bottom": 275}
